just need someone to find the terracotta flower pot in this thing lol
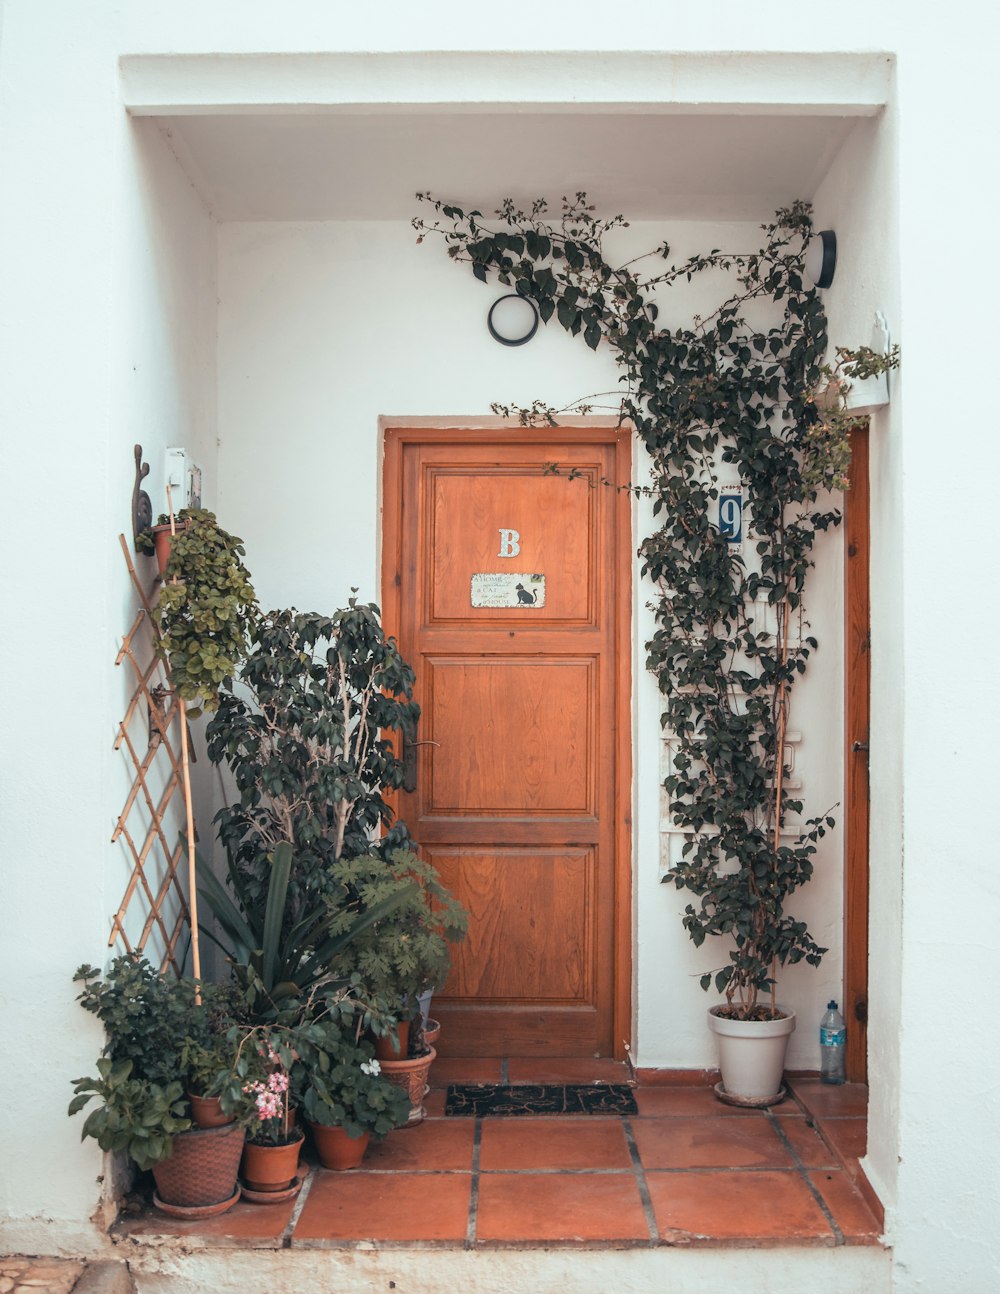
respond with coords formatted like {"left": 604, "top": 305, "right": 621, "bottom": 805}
{"left": 373, "top": 1019, "right": 411, "bottom": 1061}
{"left": 423, "top": 1019, "right": 441, "bottom": 1050}
{"left": 187, "top": 1092, "right": 234, "bottom": 1129}
{"left": 309, "top": 1122, "right": 370, "bottom": 1170}
{"left": 151, "top": 1122, "right": 245, "bottom": 1210}
{"left": 380, "top": 1047, "right": 436, "bottom": 1123}
{"left": 240, "top": 1131, "right": 303, "bottom": 1193}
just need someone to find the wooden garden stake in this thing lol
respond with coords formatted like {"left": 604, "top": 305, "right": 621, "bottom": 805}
{"left": 167, "top": 485, "right": 202, "bottom": 1001}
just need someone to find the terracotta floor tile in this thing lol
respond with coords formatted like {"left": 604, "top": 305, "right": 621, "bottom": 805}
{"left": 790, "top": 1080, "right": 869, "bottom": 1119}
{"left": 429, "top": 1057, "right": 503, "bottom": 1086}
{"left": 293, "top": 1171, "right": 470, "bottom": 1242}
{"left": 123, "top": 1189, "right": 299, "bottom": 1241}
{"left": 423, "top": 1087, "right": 446, "bottom": 1117}
{"left": 631, "top": 1115, "right": 794, "bottom": 1170}
{"left": 816, "top": 1116, "right": 867, "bottom": 1162}
{"left": 479, "top": 1117, "right": 631, "bottom": 1170}
{"left": 362, "top": 1119, "right": 474, "bottom": 1171}
{"left": 775, "top": 1116, "right": 840, "bottom": 1168}
{"left": 646, "top": 1169, "right": 833, "bottom": 1243}
{"left": 505, "top": 1057, "right": 632, "bottom": 1085}
{"left": 476, "top": 1172, "right": 649, "bottom": 1241}
{"left": 635, "top": 1087, "right": 763, "bottom": 1118}
{"left": 810, "top": 1170, "right": 882, "bottom": 1242}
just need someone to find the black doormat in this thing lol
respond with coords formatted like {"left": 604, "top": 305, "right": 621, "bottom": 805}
{"left": 445, "top": 1083, "right": 638, "bottom": 1117}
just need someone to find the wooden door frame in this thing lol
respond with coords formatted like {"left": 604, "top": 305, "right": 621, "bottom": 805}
{"left": 844, "top": 423, "right": 871, "bottom": 1083}
{"left": 380, "top": 423, "right": 633, "bottom": 1060}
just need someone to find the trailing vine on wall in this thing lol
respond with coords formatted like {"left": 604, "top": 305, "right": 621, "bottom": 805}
{"left": 414, "top": 192, "right": 898, "bottom": 1018}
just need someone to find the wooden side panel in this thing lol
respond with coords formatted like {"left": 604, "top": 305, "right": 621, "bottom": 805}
{"left": 845, "top": 424, "right": 871, "bottom": 1083}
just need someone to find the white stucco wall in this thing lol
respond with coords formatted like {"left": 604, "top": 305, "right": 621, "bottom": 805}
{"left": 0, "top": 15, "right": 217, "bottom": 1251}
{"left": 2, "top": 4, "right": 999, "bottom": 1290}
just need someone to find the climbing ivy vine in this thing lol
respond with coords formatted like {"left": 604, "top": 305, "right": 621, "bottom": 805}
{"left": 414, "top": 193, "right": 898, "bottom": 1019}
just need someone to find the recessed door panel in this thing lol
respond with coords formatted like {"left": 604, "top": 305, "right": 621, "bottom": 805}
{"left": 428, "top": 468, "right": 596, "bottom": 624}
{"left": 427, "top": 847, "right": 594, "bottom": 1003}
{"left": 382, "top": 428, "right": 631, "bottom": 1058}
{"left": 425, "top": 657, "right": 595, "bottom": 815}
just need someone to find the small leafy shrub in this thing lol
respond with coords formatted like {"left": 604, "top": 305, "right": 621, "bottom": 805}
{"left": 328, "top": 848, "right": 468, "bottom": 1015}
{"left": 153, "top": 508, "right": 258, "bottom": 715}
{"left": 206, "top": 601, "right": 420, "bottom": 924}
{"left": 68, "top": 958, "right": 241, "bottom": 1168}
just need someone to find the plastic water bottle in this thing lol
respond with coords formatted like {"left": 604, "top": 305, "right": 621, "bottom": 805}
{"left": 820, "top": 1000, "right": 846, "bottom": 1084}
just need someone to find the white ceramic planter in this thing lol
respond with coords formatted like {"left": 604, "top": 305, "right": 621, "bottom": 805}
{"left": 708, "top": 1006, "right": 796, "bottom": 1103}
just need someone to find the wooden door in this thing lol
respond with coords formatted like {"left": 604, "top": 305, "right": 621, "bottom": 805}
{"left": 382, "top": 426, "right": 632, "bottom": 1058}
{"left": 844, "top": 424, "right": 871, "bottom": 1082}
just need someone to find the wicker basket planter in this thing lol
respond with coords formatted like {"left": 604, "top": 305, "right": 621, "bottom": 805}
{"left": 151, "top": 1122, "right": 244, "bottom": 1211}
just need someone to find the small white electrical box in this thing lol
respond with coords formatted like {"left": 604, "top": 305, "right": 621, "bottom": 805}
{"left": 845, "top": 311, "right": 892, "bottom": 411}
{"left": 164, "top": 447, "right": 203, "bottom": 511}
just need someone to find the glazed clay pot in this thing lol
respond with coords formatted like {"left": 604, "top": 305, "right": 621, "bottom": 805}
{"left": 309, "top": 1122, "right": 370, "bottom": 1170}
{"left": 240, "top": 1131, "right": 304, "bottom": 1193}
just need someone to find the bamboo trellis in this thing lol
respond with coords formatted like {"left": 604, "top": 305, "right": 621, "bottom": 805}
{"left": 110, "top": 534, "right": 192, "bottom": 976}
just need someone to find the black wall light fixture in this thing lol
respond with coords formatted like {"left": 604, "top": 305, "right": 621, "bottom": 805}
{"left": 487, "top": 288, "right": 539, "bottom": 346}
{"left": 805, "top": 229, "right": 837, "bottom": 289}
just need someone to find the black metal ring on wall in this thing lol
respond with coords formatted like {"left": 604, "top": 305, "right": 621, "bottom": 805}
{"left": 487, "top": 293, "right": 540, "bottom": 347}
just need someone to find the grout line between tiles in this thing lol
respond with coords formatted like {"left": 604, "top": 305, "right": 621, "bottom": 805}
{"left": 621, "top": 1116, "right": 659, "bottom": 1243}
{"left": 767, "top": 1110, "right": 845, "bottom": 1245}
{"left": 500, "top": 1057, "right": 510, "bottom": 1083}
{"left": 466, "top": 1116, "right": 482, "bottom": 1247}
{"left": 282, "top": 1168, "right": 315, "bottom": 1246}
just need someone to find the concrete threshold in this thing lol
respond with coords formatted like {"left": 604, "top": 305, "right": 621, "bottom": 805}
{"left": 122, "top": 1243, "right": 892, "bottom": 1294}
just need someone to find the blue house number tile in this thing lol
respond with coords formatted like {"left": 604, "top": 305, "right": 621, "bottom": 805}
{"left": 719, "top": 493, "right": 743, "bottom": 544}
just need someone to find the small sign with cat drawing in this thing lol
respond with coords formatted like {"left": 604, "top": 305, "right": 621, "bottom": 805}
{"left": 471, "top": 573, "right": 545, "bottom": 608}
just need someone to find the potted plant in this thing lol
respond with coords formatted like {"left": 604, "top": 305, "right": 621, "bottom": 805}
{"left": 204, "top": 601, "right": 419, "bottom": 918}
{"left": 328, "top": 847, "right": 467, "bottom": 1062}
{"left": 295, "top": 1008, "right": 410, "bottom": 1169}
{"left": 414, "top": 193, "right": 900, "bottom": 1103}
{"left": 69, "top": 959, "right": 245, "bottom": 1216}
{"left": 142, "top": 507, "right": 258, "bottom": 718}
{"left": 230, "top": 1026, "right": 305, "bottom": 1198}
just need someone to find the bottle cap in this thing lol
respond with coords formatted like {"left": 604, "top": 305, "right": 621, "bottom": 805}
{"left": 827, "top": 1000, "right": 838, "bottom": 1010}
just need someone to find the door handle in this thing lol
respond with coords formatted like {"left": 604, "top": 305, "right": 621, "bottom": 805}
{"left": 402, "top": 717, "right": 418, "bottom": 794}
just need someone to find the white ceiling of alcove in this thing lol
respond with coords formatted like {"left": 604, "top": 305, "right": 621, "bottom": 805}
{"left": 154, "top": 111, "right": 860, "bottom": 222}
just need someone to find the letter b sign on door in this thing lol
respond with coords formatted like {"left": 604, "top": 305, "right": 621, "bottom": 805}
{"left": 498, "top": 528, "right": 521, "bottom": 558}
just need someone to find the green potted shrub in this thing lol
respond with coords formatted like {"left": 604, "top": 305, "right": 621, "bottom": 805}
{"left": 295, "top": 1006, "right": 410, "bottom": 1169}
{"left": 142, "top": 507, "right": 258, "bottom": 717}
{"left": 69, "top": 958, "right": 245, "bottom": 1215}
{"left": 205, "top": 600, "right": 419, "bottom": 918}
{"left": 330, "top": 847, "right": 468, "bottom": 1061}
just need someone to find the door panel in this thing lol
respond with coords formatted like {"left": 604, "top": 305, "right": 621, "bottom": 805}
{"left": 425, "top": 658, "right": 595, "bottom": 814}
{"left": 426, "top": 847, "right": 594, "bottom": 1002}
{"left": 382, "top": 427, "right": 631, "bottom": 1057}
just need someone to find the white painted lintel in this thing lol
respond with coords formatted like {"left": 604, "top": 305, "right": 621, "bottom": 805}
{"left": 120, "top": 50, "right": 892, "bottom": 116}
